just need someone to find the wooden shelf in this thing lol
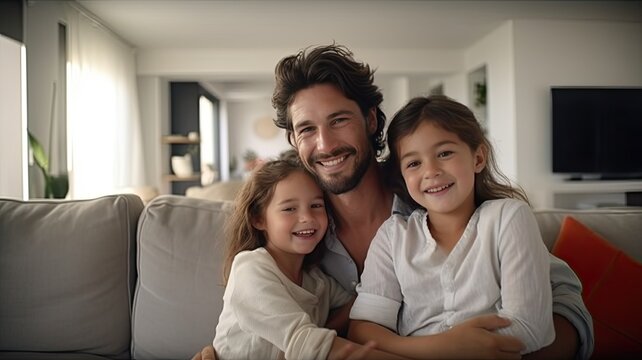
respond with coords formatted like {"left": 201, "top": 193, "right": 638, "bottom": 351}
{"left": 163, "top": 174, "right": 201, "bottom": 182}
{"left": 161, "top": 135, "right": 200, "bottom": 144}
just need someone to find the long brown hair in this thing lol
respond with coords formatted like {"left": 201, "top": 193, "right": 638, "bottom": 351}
{"left": 385, "top": 95, "right": 529, "bottom": 209}
{"left": 272, "top": 43, "right": 387, "bottom": 158}
{"left": 222, "top": 159, "right": 325, "bottom": 283}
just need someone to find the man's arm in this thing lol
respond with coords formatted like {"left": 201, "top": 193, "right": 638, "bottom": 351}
{"left": 531, "top": 254, "right": 594, "bottom": 359}
{"left": 523, "top": 314, "right": 579, "bottom": 360}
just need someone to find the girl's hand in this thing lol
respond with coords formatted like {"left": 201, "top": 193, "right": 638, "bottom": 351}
{"left": 328, "top": 340, "right": 377, "bottom": 360}
{"left": 191, "top": 344, "right": 216, "bottom": 360}
{"left": 441, "top": 314, "right": 525, "bottom": 359}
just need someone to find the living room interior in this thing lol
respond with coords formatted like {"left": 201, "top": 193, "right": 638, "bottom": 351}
{"left": 2, "top": 2, "right": 642, "bottom": 359}
{"left": 1, "top": 0, "right": 641, "bottom": 209}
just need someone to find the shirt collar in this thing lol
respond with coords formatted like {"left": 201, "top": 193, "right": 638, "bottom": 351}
{"left": 392, "top": 194, "right": 415, "bottom": 217}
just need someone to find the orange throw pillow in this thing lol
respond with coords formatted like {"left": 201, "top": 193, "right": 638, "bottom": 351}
{"left": 553, "top": 216, "right": 642, "bottom": 359}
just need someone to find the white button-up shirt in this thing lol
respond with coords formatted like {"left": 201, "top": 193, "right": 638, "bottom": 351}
{"left": 350, "top": 199, "right": 555, "bottom": 354}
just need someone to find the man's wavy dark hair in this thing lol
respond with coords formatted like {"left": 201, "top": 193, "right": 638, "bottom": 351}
{"left": 271, "top": 44, "right": 387, "bottom": 157}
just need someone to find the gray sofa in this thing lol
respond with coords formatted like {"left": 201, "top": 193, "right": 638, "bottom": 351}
{"left": 1, "top": 194, "right": 640, "bottom": 359}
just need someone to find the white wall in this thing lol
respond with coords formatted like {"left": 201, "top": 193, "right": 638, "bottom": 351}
{"left": 377, "top": 75, "right": 410, "bottom": 122}
{"left": 512, "top": 19, "right": 642, "bottom": 207}
{"left": 226, "top": 98, "right": 290, "bottom": 178}
{"left": 438, "top": 73, "right": 468, "bottom": 104}
{"left": 464, "top": 21, "right": 517, "bottom": 181}
{"left": 0, "top": 34, "right": 27, "bottom": 199}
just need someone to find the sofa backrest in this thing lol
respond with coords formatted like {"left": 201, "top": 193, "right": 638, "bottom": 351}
{"left": 131, "top": 195, "right": 231, "bottom": 360}
{"left": 0, "top": 195, "right": 143, "bottom": 359}
{"left": 534, "top": 207, "right": 642, "bottom": 262}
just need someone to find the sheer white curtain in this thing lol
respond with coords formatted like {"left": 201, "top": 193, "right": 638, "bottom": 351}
{"left": 66, "top": 7, "right": 144, "bottom": 199}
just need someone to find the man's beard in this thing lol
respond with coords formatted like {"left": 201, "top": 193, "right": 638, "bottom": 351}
{"left": 308, "top": 146, "right": 373, "bottom": 195}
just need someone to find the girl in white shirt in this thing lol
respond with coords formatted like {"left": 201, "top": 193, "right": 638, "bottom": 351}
{"left": 213, "top": 159, "right": 403, "bottom": 360}
{"left": 348, "top": 95, "right": 555, "bottom": 358}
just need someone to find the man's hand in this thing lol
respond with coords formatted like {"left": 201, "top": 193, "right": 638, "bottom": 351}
{"left": 191, "top": 344, "right": 216, "bottom": 360}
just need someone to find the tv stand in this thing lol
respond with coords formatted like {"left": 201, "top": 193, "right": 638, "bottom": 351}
{"left": 565, "top": 175, "right": 583, "bottom": 181}
{"left": 552, "top": 179, "right": 642, "bottom": 209}
{"left": 564, "top": 174, "right": 601, "bottom": 182}
{"left": 564, "top": 173, "right": 642, "bottom": 181}
{"left": 600, "top": 173, "right": 642, "bottom": 181}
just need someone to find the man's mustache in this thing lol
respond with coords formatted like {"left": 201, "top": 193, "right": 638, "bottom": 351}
{"left": 310, "top": 147, "right": 357, "bottom": 163}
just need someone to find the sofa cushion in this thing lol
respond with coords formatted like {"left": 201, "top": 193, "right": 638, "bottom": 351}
{"left": 0, "top": 195, "right": 143, "bottom": 358}
{"left": 553, "top": 216, "right": 642, "bottom": 358}
{"left": 552, "top": 216, "right": 620, "bottom": 299}
{"left": 0, "top": 352, "right": 113, "bottom": 359}
{"left": 131, "top": 195, "right": 232, "bottom": 360}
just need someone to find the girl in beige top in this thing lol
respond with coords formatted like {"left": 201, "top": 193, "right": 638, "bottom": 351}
{"left": 213, "top": 159, "right": 404, "bottom": 360}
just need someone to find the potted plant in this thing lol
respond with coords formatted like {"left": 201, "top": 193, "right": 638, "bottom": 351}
{"left": 28, "top": 131, "right": 69, "bottom": 199}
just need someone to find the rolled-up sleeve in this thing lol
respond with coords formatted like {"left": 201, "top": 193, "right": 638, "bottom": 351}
{"left": 549, "top": 254, "right": 594, "bottom": 359}
{"left": 350, "top": 216, "right": 403, "bottom": 331}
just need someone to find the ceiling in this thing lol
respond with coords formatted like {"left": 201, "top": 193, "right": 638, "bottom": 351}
{"left": 74, "top": 0, "right": 640, "bottom": 96}
{"left": 77, "top": 0, "right": 640, "bottom": 51}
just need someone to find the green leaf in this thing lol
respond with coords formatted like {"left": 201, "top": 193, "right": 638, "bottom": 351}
{"left": 28, "top": 131, "right": 69, "bottom": 198}
{"left": 28, "top": 131, "right": 49, "bottom": 174}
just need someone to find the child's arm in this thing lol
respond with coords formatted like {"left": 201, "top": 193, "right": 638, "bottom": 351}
{"left": 348, "top": 316, "right": 523, "bottom": 359}
{"left": 494, "top": 201, "right": 555, "bottom": 353}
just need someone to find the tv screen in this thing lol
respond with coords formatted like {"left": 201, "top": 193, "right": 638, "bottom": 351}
{"left": 551, "top": 87, "right": 642, "bottom": 179}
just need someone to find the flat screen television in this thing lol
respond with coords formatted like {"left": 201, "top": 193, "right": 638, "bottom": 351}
{"left": 551, "top": 87, "right": 642, "bottom": 180}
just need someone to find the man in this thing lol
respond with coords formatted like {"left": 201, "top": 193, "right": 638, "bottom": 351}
{"left": 195, "top": 44, "right": 593, "bottom": 359}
